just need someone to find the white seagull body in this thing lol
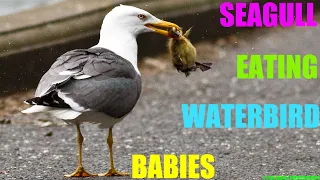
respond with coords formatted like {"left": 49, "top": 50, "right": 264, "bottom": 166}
{"left": 21, "top": 5, "right": 180, "bottom": 177}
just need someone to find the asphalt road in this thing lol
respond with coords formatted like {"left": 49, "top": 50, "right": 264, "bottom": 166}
{"left": 1, "top": 25, "right": 320, "bottom": 180}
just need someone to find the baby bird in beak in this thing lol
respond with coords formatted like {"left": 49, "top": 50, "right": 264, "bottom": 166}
{"left": 168, "top": 27, "right": 212, "bottom": 77}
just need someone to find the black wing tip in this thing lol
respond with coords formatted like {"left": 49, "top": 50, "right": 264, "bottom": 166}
{"left": 23, "top": 100, "right": 29, "bottom": 105}
{"left": 24, "top": 97, "right": 41, "bottom": 105}
{"left": 25, "top": 92, "right": 71, "bottom": 108}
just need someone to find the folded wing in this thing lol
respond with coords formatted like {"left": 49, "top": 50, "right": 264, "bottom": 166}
{"left": 26, "top": 48, "right": 142, "bottom": 118}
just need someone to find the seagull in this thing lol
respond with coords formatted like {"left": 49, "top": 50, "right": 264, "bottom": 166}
{"left": 21, "top": 5, "right": 180, "bottom": 177}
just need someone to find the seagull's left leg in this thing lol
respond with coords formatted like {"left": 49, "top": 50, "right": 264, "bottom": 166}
{"left": 99, "top": 127, "right": 129, "bottom": 176}
{"left": 65, "top": 124, "right": 96, "bottom": 177}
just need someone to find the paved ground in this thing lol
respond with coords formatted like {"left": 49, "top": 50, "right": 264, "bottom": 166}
{"left": 1, "top": 24, "right": 320, "bottom": 180}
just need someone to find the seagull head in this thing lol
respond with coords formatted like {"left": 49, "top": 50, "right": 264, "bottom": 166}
{"left": 96, "top": 5, "right": 181, "bottom": 74}
{"left": 101, "top": 5, "right": 181, "bottom": 37}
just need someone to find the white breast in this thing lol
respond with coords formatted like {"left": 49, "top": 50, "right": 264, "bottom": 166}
{"left": 64, "top": 111, "right": 125, "bottom": 129}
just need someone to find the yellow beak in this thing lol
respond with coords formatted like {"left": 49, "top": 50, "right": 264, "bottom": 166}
{"left": 145, "top": 20, "right": 181, "bottom": 37}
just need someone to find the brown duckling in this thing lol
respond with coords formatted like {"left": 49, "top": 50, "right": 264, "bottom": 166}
{"left": 168, "top": 27, "right": 212, "bottom": 77}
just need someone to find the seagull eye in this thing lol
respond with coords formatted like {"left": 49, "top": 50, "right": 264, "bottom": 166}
{"left": 137, "top": 14, "right": 146, "bottom": 20}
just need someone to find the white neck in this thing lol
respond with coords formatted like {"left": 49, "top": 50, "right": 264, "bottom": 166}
{"left": 94, "top": 27, "right": 140, "bottom": 75}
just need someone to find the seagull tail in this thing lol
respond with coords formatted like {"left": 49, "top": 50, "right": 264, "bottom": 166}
{"left": 21, "top": 105, "right": 52, "bottom": 114}
{"left": 21, "top": 105, "right": 82, "bottom": 120}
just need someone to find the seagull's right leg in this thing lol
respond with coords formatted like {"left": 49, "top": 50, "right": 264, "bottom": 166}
{"left": 64, "top": 124, "right": 96, "bottom": 177}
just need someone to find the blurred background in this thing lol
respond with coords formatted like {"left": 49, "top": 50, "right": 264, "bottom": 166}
{"left": 0, "top": 0, "right": 63, "bottom": 16}
{"left": 1, "top": 0, "right": 320, "bottom": 179}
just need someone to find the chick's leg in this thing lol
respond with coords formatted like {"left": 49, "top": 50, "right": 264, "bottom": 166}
{"left": 99, "top": 128, "right": 129, "bottom": 176}
{"left": 65, "top": 124, "right": 96, "bottom": 177}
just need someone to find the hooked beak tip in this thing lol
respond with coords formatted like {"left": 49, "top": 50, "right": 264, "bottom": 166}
{"left": 145, "top": 20, "right": 181, "bottom": 37}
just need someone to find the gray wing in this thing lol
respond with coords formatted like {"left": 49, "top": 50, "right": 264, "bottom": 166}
{"left": 35, "top": 48, "right": 117, "bottom": 97}
{"left": 32, "top": 48, "right": 142, "bottom": 118}
{"left": 59, "top": 73, "right": 141, "bottom": 118}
